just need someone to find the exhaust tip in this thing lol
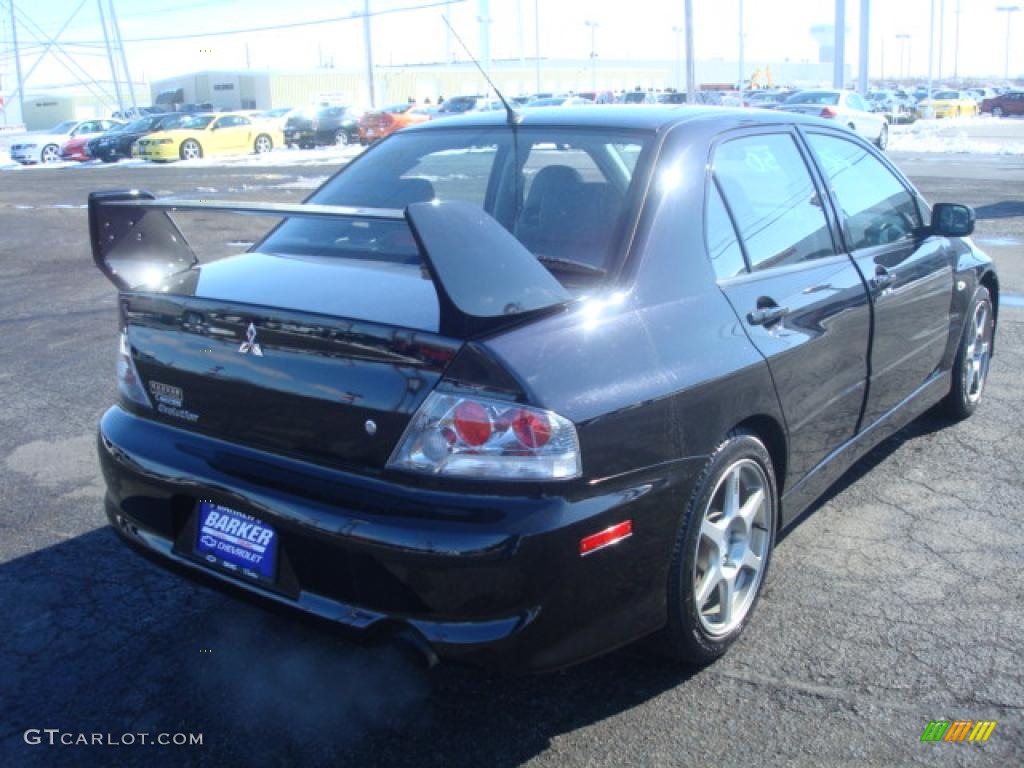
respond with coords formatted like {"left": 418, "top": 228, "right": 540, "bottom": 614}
{"left": 391, "top": 627, "right": 439, "bottom": 670}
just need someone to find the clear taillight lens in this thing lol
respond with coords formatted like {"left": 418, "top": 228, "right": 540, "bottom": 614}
{"left": 118, "top": 331, "right": 151, "bottom": 409}
{"left": 388, "top": 392, "right": 581, "bottom": 480}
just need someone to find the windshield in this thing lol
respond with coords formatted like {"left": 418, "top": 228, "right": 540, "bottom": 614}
{"left": 51, "top": 121, "right": 77, "bottom": 134}
{"left": 258, "top": 127, "right": 654, "bottom": 285}
{"left": 438, "top": 97, "right": 479, "bottom": 114}
{"left": 178, "top": 115, "right": 214, "bottom": 129}
{"left": 785, "top": 91, "right": 840, "bottom": 105}
{"left": 934, "top": 91, "right": 958, "bottom": 99}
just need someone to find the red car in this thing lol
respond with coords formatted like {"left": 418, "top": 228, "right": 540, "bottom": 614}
{"left": 981, "top": 91, "right": 1024, "bottom": 117}
{"left": 60, "top": 135, "right": 93, "bottom": 162}
{"left": 358, "top": 103, "right": 433, "bottom": 144}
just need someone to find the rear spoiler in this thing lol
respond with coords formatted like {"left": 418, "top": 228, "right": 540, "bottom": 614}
{"left": 88, "top": 190, "right": 571, "bottom": 338}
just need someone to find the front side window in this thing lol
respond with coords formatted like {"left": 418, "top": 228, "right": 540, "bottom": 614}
{"left": 807, "top": 133, "right": 920, "bottom": 250}
{"left": 258, "top": 127, "right": 652, "bottom": 283}
{"left": 713, "top": 133, "right": 834, "bottom": 272}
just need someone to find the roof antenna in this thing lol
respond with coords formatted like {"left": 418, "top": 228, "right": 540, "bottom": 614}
{"left": 442, "top": 14, "right": 522, "bottom": 125}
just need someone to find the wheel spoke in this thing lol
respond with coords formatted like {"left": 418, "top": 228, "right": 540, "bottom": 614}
{"left": 700, "top": 517, "right": 729, "bottom": 555}
{"left": 723, "top": 469, "right": 740, "bottom": 520}
{"left": 718, "top": 574, "right": 736, "bottom": 625}
{"left": 737, "top": 487, "right": 765, "bottom": 531}
{"left": 739, "top": 546, "right": 762, "bottom": 574}
{"left": 696, "top": 565, "right": 722, "bottom": 607}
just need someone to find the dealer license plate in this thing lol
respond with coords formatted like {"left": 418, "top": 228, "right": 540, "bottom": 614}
{"left": 195, "top": 501, "right": 278, "bottom": 582}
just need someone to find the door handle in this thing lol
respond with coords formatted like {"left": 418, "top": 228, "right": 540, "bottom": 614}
{"left": 871, "top": 266, "right": 894, "bottom": 291}
{"left": 747, "top": 305, "right": 790, "bottom": 326}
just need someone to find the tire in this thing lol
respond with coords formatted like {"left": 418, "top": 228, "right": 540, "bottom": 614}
{"left": 180, "top": 139, "right": 202, "bottom": 161}
{"left": 943, "top": 286, "right": 994, "bottom": 421}
{"left": 660, "top": 431, "right": 778, "bottom": 665}
{"left": 100, "top": 156, "right": 118, "bottom": 164}
{"left": 253, "top": 134, "right": 273, "bottom": 154}
{"left": 876, "top": 123, "right": 889, "bottom": 150}
{"left": 40, "top": 144, "right": 60, "bottom": 164}
{"left": 992, "top": 106, "right": 1004, "bottom": 118}
{"left": 334, "top": 129, "right": 350, "bottom": 146}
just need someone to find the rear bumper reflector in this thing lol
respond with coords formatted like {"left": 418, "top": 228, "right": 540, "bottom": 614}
{"left": 580, "top": 520, "right": 632, "bottom": 556}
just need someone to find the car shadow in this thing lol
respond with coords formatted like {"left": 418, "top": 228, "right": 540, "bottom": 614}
{"left": 778, "top": 406, "right": 951, "bottom": 544}
{"left": 973, "top": 200, "right": 1024, "bottom": 220}
{"left": 0, "top": 526, "right": 699, "bottom": 768}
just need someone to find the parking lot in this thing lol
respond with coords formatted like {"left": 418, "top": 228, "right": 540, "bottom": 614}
{"left": 1, "top": 151, "right": 1021, "bottom": 767}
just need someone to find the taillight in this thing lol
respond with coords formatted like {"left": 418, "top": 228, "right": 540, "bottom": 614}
{"left": 820, "top": 107, "right": 838, "bottom": 118}
{"left": 117, "top": 331, "right": 151, "bottom": 409}
{"left": 388, "top": 392, "right": 580, "bottom": 480}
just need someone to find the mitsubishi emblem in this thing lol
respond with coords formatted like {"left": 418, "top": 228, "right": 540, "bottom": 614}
{"left": 238, "top": 323, "right": 264, "bottom": 356}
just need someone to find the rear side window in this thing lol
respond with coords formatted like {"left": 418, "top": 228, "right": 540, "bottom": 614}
{"left": 713, "top": 133, "right": 834, "bottom": 272}
{"left": 706, "top": 185, "right": 747, "bottom": 280}
{"left": 806, "top": 133, "right": 921, "bottom": 250}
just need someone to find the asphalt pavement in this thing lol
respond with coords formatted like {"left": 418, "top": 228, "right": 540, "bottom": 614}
{"left": 1, "top": 153, "right": 1021, "bottom": 767}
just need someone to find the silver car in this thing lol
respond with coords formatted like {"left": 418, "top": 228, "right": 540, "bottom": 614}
{"left": 779, "top": 90, "right": 889, "bottom": 150}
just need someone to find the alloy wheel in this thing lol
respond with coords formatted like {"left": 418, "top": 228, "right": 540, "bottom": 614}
{"left": 993, "top": 107, "right": 1004, "bottom": 117}
{"left": 693, "top": 458, "right": 772, "bottom": 636}
{"left": 964, "top": 300, "right": 992, "bottom": 404}
{"left": 255, "top": 135, "right": 272, "bottom": 154}
{"left": 41, "top": 145, "right": 60, "bottom": 163}
{"left": 181, "top": 140, "right": 201, "bottom": 161}
{"left": 335, "top": 130, "right": 349, "bottom": 146}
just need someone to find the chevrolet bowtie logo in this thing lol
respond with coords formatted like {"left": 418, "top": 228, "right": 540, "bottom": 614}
{"left": 238, "top": 322, "right": 263, "bottom": 356}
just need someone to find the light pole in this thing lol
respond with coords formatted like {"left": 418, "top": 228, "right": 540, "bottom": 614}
{"left": 9, "top": 0, "right": 26, "bottom": 125}
{"left": 834, "top": 0, "right": 846, "bottom": 89}
{"left": 938, "top": 0, "right": 945, "bottom": 81}
{"left": 857, "top": 0, "right": 869, "bottom": 95}
{"left": 927, "top": 0, "right": 935, "bottom": 107}
{"left": 362, "top": 0, "right": 375, "bottom": 108}
{"left": 896, "top": 33, "right": 910, "bottom": 79}
{"left": 738, "top": 0, "right": 745, "bottom": 91}
{"left": 684, "top": 0, "right": 696, "bottom": 102}
{"left": 953, "top": 0, "right": 961, "bottom": 78}
{"left": 996, "top": 5, "right": 1020, "bottom": 81}
{"left": 672, "top": 25, "right": 683, "bottom": 91}
{"left": 585, "top": 19, "right": 598, "bottom": 91}
{"left": 534, "top": 0, "right": 541, "bottom": 93}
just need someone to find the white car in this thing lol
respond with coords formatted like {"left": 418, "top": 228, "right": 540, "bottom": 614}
{"left": 779, "top": 90, "right": 889, "bottom": 150}
{"left": 9, "top": 119, "right": 122, "bottom": 164}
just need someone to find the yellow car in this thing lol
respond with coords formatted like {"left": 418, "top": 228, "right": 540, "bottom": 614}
{"left": 132, "top": 112, "right": 284, "bottom": 161}
{"left": 915, "top": 90, "right": 979, "bottom": 119}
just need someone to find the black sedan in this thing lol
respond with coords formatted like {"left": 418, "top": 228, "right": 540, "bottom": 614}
{"left": 88, "top": 113, "right": 186, "bottom": 163}
{"left": 87, "top": 107, "right": 998, "bottom": 672}
{"left": 283, "top": 105, "right": 361, "bottom": 148}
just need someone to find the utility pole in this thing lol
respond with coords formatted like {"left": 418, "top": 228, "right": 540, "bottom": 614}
{"left": 362, "top": 0, "right": 375, "bottom": 107}
{"left": 738, "top": 0, "right": 744, "bottom": 90}
{"left": 996, "top": 5, "right": 1021, "bottom": 81}
{"left": 96, "top": 0, "right": 124, "bottom": 114}
{"left": 927, "top": 0, "right": 935, "bottom": 107}
{"left": 953, "top": 0, "right": 961, "bottom": 78}
{"left": 937, "top": 0, "right": 944, "bottom": 81}
{"left": 444, "top": 0, "right": 452, "bottom": 62}
{"left": 896, "top": 33, "right": 911, "bottom": 79}
{"left": 533, "top": 0, "right": 540, "bottom": 93}
{"left": 672, "top": 26, "right": 683, "bottom": 91}
{"left": 833, "top": 0, "right": 846, "bottom": 89}
{"left": 858, "top": 0, "right": 869, "bottom": 94}
{"left": 684, "top": 0, "right": 696, "bottom": 102}
{"left": 585, "top": 19, "right": 598, "bottom": 91}
{"left": 108, "top": 0, "right": 136, "bottom": 111}
{"left": 9, "top": 0, "right": 26, "bottom": 125}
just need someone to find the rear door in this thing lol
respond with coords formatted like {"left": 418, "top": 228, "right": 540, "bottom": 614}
{"left": 710, "top": 129, "right": 872, "bottom": 482}
{"left": 803, "top": 130, "right": 954, "bottom": 428}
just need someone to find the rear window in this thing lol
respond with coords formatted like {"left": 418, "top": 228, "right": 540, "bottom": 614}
{"left": 785, "top": 91, "right": 839, "bottom": 106}
{"left": 258, "top": 127, "right": 653, "bottom": 283}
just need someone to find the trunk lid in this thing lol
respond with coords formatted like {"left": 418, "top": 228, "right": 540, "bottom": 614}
{"left": 123, "top": 252, "right": 460, "bottom": 470}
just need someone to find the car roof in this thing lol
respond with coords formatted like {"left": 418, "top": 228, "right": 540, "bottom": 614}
{"left": 404, "top": 105, "right": 838, "bottom": 134}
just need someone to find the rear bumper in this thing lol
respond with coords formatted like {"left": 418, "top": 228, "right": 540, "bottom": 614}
{"left": 98, "top": 406, "right": 703, "bottom": 671}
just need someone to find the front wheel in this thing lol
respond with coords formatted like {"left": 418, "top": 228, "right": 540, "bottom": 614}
{"left": 992, "top": 106, "right": 1004, "bottom": 118}
{"left": 876, "top": 123, "right": 889, "bottom": 150}
{"left": 180, "top": 139, "right": 202, "bottom": 161}
{"left": 334, "top": 129, "right": 350, "bottom": 146}
{"left": 253, "top": 134, "right": 273, "bottom": 154}
{"left": 40, "top": 144, "right": 60, "bottom": 163}
{"left": 943, "top": 286, "right": 994, "bottom": 420}
{"left": 660, "top": 432, "right": 777, "bottom": 665}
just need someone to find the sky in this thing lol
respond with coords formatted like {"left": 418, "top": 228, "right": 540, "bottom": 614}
{"left": 1, "top": 0, "right": 1019, "bottom": 100}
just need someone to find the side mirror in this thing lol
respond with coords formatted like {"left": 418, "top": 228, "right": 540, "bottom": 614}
{"left": 931, "top": 203, "right": 975, "bottom": 238}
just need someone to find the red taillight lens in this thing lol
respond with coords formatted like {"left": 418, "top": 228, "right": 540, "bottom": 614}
{"left": 512, "top": 410, "right": 552, "bottom": 448}
{"left": 453, "top": 401, "right": 493, "bottom": 446}
{"left": 820, "top": 107, "right": 838, "bottom": 118}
